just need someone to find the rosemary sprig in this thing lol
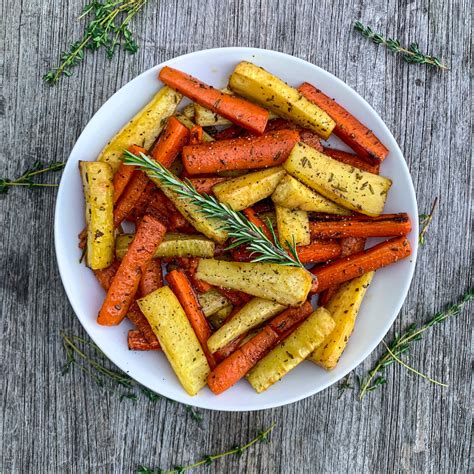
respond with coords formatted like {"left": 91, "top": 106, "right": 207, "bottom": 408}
{"left": 354, "top": 21, "right": 448, "bottom": 70}
{"left": 138, "top": 423, "right": 276, "bottom": 474}
{"left": 359, "top": 290, "right": 473, "bottom": 398}
{"left": 43, "top": 0, "right": 148, "bottom": 85}
{"left": 60, "top": 332, "right": 204, "bottom": 421}
{"left": 0, "top": 160, "right": 65, "bottom": 194}
{"left": 122, "top": 150, "right": 304, "bottom": 269}
{"left": 419, "top": 197, "right": 438, "bottom": 245}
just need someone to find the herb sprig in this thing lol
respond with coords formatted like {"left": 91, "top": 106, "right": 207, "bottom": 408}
{"left": 354, "top": 21, "right": 448, "bottom": 70}
{"left": 419, "top": 197, "right": 438, "bottom": 245}
{"left": 0, "top": 160, "right": 65, "bottom": 194}
{"left": 359, "top": 290, "right": 473, "bottom": 398}
{"left": 44, "top": 0, "right": 148, "bottom": 85}
{"left": 122, "top": 150, "right": 304, "bottom": 269}
{"left": 138, "top": 423, "right": 276, "bottom": 474}
{"left": 60, "top": 332, "right": 203, "bottom": 422}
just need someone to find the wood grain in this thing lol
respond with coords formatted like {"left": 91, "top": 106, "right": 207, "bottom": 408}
{"left": 0, "top": 0, "right": 472, "bottom": 472}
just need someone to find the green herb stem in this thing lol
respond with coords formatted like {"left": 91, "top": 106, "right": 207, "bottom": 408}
{"left": 419, "top": 197, "right": 438, "bottom": 245}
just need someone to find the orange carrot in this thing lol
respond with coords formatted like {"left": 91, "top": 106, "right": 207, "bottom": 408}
{"left": 94, "top": 260, "right": 121, "bottom": 291}
{"left": 322, "top": 147, "right": 380, "bottom": 174}
{"left": 126, "top": 181, "right": 156, "bottom": 222}
{"left": 217, "top": 288, "right": 252, "bottom": 306}
{"left": 188, "top": 177, "right": 227, "bottom": 194}
{"left": 128, "top": 329, "right": 160, "bottom": 351}
{"left": 310, "top": 213, "right": 412, "bottom": 239}
{"left": 113, "top": 162, "right": 136, "bottom": 203}
{"left": 189, "top": 125, "right": 204, "bottom": 145}
{"left": 296, "top": 239, "right": 342, "bottom": 263}
{"left": 242, "top": 207, "right": 274, "bottom": 241}
{"left": 214, "top": 124, "right": 243, "bottom": 140}
{"left": 207, "top": 301, "right": 313, "bottom": 394}
{"left": 139, "top": 259, "right": 163, "bottom": 297}
{"left": 150, "top": 116, "right": 189, "bottom": 168}
{"left": 159, "top": 66, "right": 269, "bottom": 134}
{"left": 298, "top": 83, "right": 389, "bottom": 164}
{"left": 166, "top": 270, "right": 216, "bottom": 369}
{"left": 127, "top": 303, "right": 160, "bottom": 345}
{"left": 264, "top": 118, "right": 323, "bottom": 151}
{"left": 182, "top": 130, "right": 300, "bottom": 175}
{"left": 311, "top": 237, "right": 411, "bottom": 293}
{"left": 98, "top": 215, "right": 167, "bottom": 326}
{"left": 113, "top": 170, "right": 149, "bottom": 227}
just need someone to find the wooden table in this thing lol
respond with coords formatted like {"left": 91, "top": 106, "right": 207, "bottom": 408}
{"left": 1, "top": 1, "right": 472, "bottom": 472}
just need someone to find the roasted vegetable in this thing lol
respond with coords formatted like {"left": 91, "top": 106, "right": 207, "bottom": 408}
{"left": 115, "top": 233, "right": 215, "bottom": 260}
{"left": 207, "top": 298, "right": 286, "bottom": 353}
{"left": 174, "top": 114, "right": 214, "bottom": 142}
{"left": 229, "top": 61, "right": 335, "bottom": 139}
{"left": 79, "top": 161, "right": 114, "bottom": 270}
{"left": 208, "top": 305, "right": 234, "bottom": 329}
{"left": 271, "top": 174, "right": 350, "bottom": 215}
{"left": 98, "top": 86, "right": 182, "bottom": 172}
{"left": 283, "top": 142, "right": 392, "bottom": 216}
{"left": 195, "top": 259, "right": 313, "bottom": 307}
{"left": 275, "top": 205, "right": 310, "bottom": 247}
{"left": 247, "top": 307, "right": 335, "bottom": 392}
{"left": 138, "top": 286, "right": 210, "bottom": 395}
{"left": 309, "top": 272, "right": 374, "bottom": 369}
{"left": 198, "top": 289, "right": 232, "bottom": 318}
{"left": 213, "top": 167, "right": 286, "bottom": 211}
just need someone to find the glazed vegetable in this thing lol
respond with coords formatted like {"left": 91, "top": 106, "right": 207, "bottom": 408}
{"left": 283, "top": 142, "right": 392, "bottom": 216}
{"left": 309, "top": 272, "right": 374, "bottom": 369}
{"left": 93, "top": 260, "right": 120, "bottom": 291}
{"left": 323, "top": 147, "right": 380, "bottom": 175}
{"left": 97, "top": 86, "right": 182, "bottom": 172}
{"left": 194, "top": 87, "right": 234, "bottom": 127}
{"left": 229, "top": 61, "right": 335, "bottom": 139}
{"left": 174, "top": 114, "right": 215, "bottom": 142}
{"left": 112, "top": 162, "right": 135, "bottom": 203}
{"left": 309, "top": 213, "right": 412, "bottom": 239}
{"left": 138, "top": 286, "right": 210, "bottom": 395}
{"left": 207, "top": 298, "right": 286, "bottom": 353}
{"left": 128, "top": 329, "right": 160, "bottom": 351}
{"left": 195, "top": 259, "right": 313, "bottom": 307}
{"left": 275, "top": 206, "right": 310, "bottom": 247}
{"left": 159, "top": 66, "right": 269, "bottom": 134}
{"left": 97, "top": 215, "right": 167, "bottom": 326}
{"left": 242, "top": 207, "right": 273, "bottom": 241}
{"left": 311, "top": 237, "right": 411, "bottom": 293}
{"left": 138, "top": 259, "right": 163, "bottom": 296}
{"left": 298, "top": 82, "right": 389, "bottom": 164}
{"left": 271, "top": 175, "right": 350, "bottom": 215}
{"left": 182, "top": 130, "right": 300, "bottom": 175}
{"left": 296, "top": 240, "right": 342, "bottom": 263}
{"left": 188, "top": 177, "right": 227, "bottom": 194}
{"left": 79, "top": 161, "right": 114, "bottom": 270}
{"left": 181, "top": 103, "right": 195, "bottom": 119}
{"left": 247, "top": 307, "right": 335, "bottom": 393}
{"left": 150, "top": 116, "right": 189, "bottom": 168}
{"left": 115, "top": 233, "right": 215, "bottom": 260}
{"left": 207, "top": 301, "right": 313, "bottom": 394}
{"left": 198, "top": 289, "right": 232, "bottom": 318}
{"left": 127, "top": 302, "right": 160, "bottom": 346}
{"left": 213, "top": 167, "right": 286, "bottom": 211}
{"left": 208, "top": 305, "right": 234, "bottom": 330}
{"left": 166, "top": 270, "right": 216, "bottom": 368}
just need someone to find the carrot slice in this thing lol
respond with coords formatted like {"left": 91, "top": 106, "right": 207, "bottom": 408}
{"left": 94, "top": 260, "right": 120, "bottom": 291}
{"left": 189, "top": 125, "right": 204, "bottom": 145}
{"left": 322, "top": 147, "right": 380, "bottom": 174}
{"left": 139, "top": 259, "right": 163, "bottom": 297}
{"left": 113, "top": 162, "right": 136, "bottom": 203}
{"left": 188, "top": 177, "right": 227, "bottom": 194}
{"left": 128, "top": 329, "right": 160, "bottom": 350}
{"left": 98, "top": 215, "right": 167, "bottom": 326}
{"left": 298, "top": 83, "right": 389, "bottom": 164}
{"left": 310, "top": 213, "right": 412, "bottom": 239}
{"left": 127, "top": 302, "right": 160, "bottom": 345}
{"left": 166, "top": 269, "right": 216, "bottom": 369}
{"left": 159, "top": 66, "right": 269, "bottom": 134}
{"left": 311, "top": 236, "right": 411, "bottom": 293}
{"left": 182, "top": 130, "right": 300, "bottom": 175}
{"left": 207, "top": 301, "right": 313, "bottom": 394}
{"left": 150, "top": 116, "right": 189, "bottom": 168}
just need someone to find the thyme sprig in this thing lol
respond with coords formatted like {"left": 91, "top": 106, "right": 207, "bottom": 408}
{"left": 354, "top": 21, "right": 448, "bottom": 70}
{"left": 359, "top": 290, "right": 473, "bottom": 398}
{"left": 60, "top": 332, "right": 203, "bottom": 422}
{"left": 419, "top": 197, "right": 438, "bottom": 245}
{"left": 122, "top": 150, "right": 304, "bottom": 269}
{"left": 138, "top": 423, "right": 276, "bottom": 474}
{"left": 43, "top": 0, "right": 148, "bottom": 85}
{"left": 0, "top": 160, "right": 65, "bottom": 194}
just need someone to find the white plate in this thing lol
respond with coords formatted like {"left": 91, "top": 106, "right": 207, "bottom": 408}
{"left": 55, "top": 47, "right": 418, "bottom": 411}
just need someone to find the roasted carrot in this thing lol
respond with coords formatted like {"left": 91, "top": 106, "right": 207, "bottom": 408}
{"left": 213, "top": 124, "right": 244, "bottom": 140}
{"left": 126, "top": 181, "right": 156, "bottom": 222}
{"left": 128, "top": 329, "right": 160, "bottom": 351}
{"left": 98, "top": 215, "right": 167, "bottom": 326}
{"left": 113, "top": 162, "right": 136, "bottom": 203}
{"left": 150, "top": 116, "right": 189, "bottom": 168}
{"left": 214, "top": 333, "right": 247, "bottom": 361}
{"left": 166, "top": 269, "right": 216, "bottom": 368}
{"left": 127, "top": 303, "right": 160, "bottom": 345}
{"left": 242, "top": 207, "right": 274, "bottom": 241}
{"left": 298, "top": 83, "right": 389, "bottom": 164}
{"left": 207, "top": 301, "right": 313, "bottom": 394}
{"left": 182, "top": 130, "right": 300, "bottom": 175}
{"left": 139, "top": 259, "right": 163, "bottom": 296}
{"left": 264, "top": 118, "right": 323, "bottom": 152}
{"left": 296, "top": 239, "right": 342, "bottom": 263}
{"left": 311, "top": 237, "right": 411, "bottom": 293}
{"left": 159, "top": 66, "right": 269, "bottom": 134}
{"left": 310, "top": 213, "right": 412, "bottom": 239}
{"left": 189, "top": 125, "right": 204, "bottom": 145}
{"left": 188, "top": 177, "right": 227, "bottom": 194}
{"left": 94, "top": 260, "right": 121, "bottom": 291}
{"left": 217, "top": 288, "right": 252, "bottom": 306}
{"left": 322, "top": 147, "right": 380, "bottom": 174}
